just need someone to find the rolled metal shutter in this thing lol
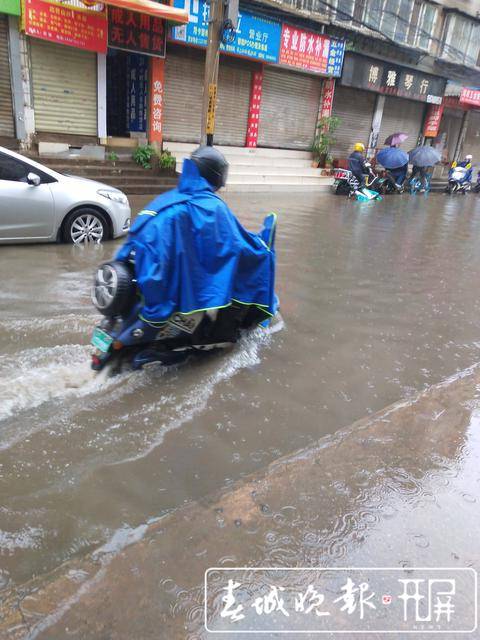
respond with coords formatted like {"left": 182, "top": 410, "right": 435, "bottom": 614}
{"left": 258, "top": 67, "right": 321, "bottom": 150}
{"left": 215, "top": 57, "right": 251, "bottom": 146}
{"left": 438, "top": 108, "right": 463, "bottom": 163}
{"left": 30, "top": 39, "right": 97, "bottom": 135}
{"left": 378, "top": 96, "right": 425, "bottom": 149}
{"left": 331, "top": 86, "right": 375, "bottom": 158}
{"left": 0, "top": 16, "right": 15, "bottom": 138}
{"left": 163, "top": 46, "right": 203, "bottom": 143}
{"left": 464, "top": 110, "right": 480, "bottom": 161}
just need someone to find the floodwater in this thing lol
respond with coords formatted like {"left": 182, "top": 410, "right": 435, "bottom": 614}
{"left": 1, "top": 192, "right": 480, "bottom": 635}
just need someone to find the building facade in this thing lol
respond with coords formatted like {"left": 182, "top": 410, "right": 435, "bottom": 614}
{"left": 2, "top": 0, "right": 480, "bottom": 163}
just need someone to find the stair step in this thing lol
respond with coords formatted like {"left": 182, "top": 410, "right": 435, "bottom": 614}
{"left": 164, "top": 142, "right": 312, "bottom": 160}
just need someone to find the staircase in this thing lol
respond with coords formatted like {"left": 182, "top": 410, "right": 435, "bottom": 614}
{"left": 163, "top": 142, "right": 333, "bottom": 192}
{"left": 26, "top": 156, "right": 177, "bottom": 195}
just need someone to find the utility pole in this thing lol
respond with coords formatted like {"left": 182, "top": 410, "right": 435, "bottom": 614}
{"left": 201, "top": 0, "right": 225, "bottom": 146}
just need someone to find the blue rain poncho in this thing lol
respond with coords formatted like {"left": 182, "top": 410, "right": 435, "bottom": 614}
{"left": 116, "top": 159, "right": 277, "bottom": 324}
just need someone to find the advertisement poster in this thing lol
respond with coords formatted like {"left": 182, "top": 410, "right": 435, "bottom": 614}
{"left": 171, "top": 0, "right": 281, "bottom": 63}
{"left": 423, "top": 103, "right": 444, "bottom": 137}
{"left": 279, "top": 25, "right": 344, "bottom": 77}
{"left": 24, "top": 0, "right": 107, "bottom": 53}
{"left": 108, "top": 8, "right": 166, "bottom": 57}
{"left": 245, "top": 69, "right": 263, "bottom": 147}
{"left": 126, "top": 53, "right": 148, "bottom": 133}
{"left": 149, "top": 56, "right": 164, "bottom": 143}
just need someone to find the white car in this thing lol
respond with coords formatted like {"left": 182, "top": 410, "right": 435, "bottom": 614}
{"left": 0, "top": 146, "right": 131, "bottom": 244}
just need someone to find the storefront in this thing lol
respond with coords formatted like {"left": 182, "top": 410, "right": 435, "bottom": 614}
{"left": 163, "top": 45, "right": 253, "bottom": 146}
{"left": 331, "top": 86, "right": 376, "bottom": 157}
{"left": 0, "top": 0, "right": 20, "bottom": 140}
{"left": 30, "top": 39, "right": 98, "bottom": 138}
{"left": 22, "top": 0, "right": 187, "bottom": 144}
{"left": 333, "top": 53, "right": 446, "bottom": 159}
{"left": 169, "top": 2, "right": 345, "bottom": 149}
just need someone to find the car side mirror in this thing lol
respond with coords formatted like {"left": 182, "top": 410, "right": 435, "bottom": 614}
{"left": 27, "top": 172, "right": 41, "bottom": 186}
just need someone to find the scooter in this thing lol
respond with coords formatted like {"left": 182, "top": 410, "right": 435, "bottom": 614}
{"left": 446, "top": 166, "right": 472, "bottom": 195}
{"left": 332, "top": 164, "right": 384, "bottom": 199}
{"left": 90, "top": 261, "right": 277, "bottom": 373}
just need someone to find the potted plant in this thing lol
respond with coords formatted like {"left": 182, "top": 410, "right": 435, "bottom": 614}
{"left": 311, "top": 115, "right": 341, "bottom": 168}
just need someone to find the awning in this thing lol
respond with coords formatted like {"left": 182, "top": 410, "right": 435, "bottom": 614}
{"left": 103, "top": 0, "right": 188, "bottom": 23}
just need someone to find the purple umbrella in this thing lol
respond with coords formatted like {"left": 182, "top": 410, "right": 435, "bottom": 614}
{"left": 384, "top": 132, "right": 409, "bottom": 146}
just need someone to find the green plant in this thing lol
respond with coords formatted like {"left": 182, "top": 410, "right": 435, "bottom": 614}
{"left": 311, "top": 115, "right": 341, "bottom": 164}
{"left": 159, "top": 150, "right": 176, "bottom": 171}
{"left": 132, "top": 144, "right": 156, "bottom": 169}
{"left": 107, "top": 151, "right": 118, "bottom": 163}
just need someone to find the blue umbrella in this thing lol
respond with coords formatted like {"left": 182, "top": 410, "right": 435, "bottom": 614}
{"left": 376, "top": 147, "right": 409, "bottom": 169}
{"left": 408, "top": 145, "right": 441, "bottom": 167}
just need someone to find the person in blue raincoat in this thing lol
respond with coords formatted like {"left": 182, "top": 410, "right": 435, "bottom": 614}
{"left": 115, "top": 146, "right": 277, "bottom": 330}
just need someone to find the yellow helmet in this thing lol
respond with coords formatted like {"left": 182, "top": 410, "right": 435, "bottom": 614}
{"left": 354, "top": 142, "right": 365, "bottom": 152}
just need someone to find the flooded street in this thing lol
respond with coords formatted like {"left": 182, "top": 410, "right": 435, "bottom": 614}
{"left": 1, "top": 192, "right": 480, "bottom": 637}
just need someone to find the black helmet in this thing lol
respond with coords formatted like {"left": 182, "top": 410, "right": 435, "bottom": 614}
{"left": 191, "top": 146, "right": 228, "bottom": 191}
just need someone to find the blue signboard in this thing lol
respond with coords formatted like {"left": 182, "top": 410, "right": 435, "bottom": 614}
{"left": 126, "top": 54, "right": 148, "bottom": 133}
{"left": 171, "top": 0, "right": 281, "bottom": 63}
{"left": 326, "top": 39, "right": 345, "bottom": 78}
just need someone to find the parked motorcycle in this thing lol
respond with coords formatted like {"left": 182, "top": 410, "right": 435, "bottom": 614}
{"left": 90, "top": 261, "right": 278, "bottom": 373}
{"left": 332, "top": 163, "right": 386, "bottom": 197}
{"left": 446, "top": 166, "right": 472, "bottom": 195}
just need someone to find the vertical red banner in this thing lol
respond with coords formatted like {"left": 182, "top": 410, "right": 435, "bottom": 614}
{"left": 149, "top": 57, "right": 165, "bottom": 144}
{"left": 423, "top": 103, "right": 444, "bottom": 138}
{"left": 319, "top": 78, "right": 335, "bottom": 119}
{"left": 245, "top": 68, "right": 263, "bottom": 148}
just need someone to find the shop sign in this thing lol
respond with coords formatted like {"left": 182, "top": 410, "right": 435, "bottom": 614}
{"left": 171, "top": 0, "right": 280, "bottom": 63}
{"left": 24, "top": 0, "right": 107, "bottom": 53}
{"left": 459, "top": 87, "right": 480, "bottom": 107}
{"left": 245, "top": 69, "right": 263, "bottom": 148}
{"left": 149, "top": 56, "right": 164, "bottom": 143}
{"left": 126, "top": 53, "right": 148, "bottom": 132}
{"left": 108, "top": 8, "right": 165, "bottom": 57}
{"left": 279, "top": 25, "right": 344, "bottom": 77}
{"left": 423, "top": 103, "right": 444, "bottom": 138}
{"left": 0, "top": 0, "right": 21, "bottom": 16}
{"left": 319, "top": 78, "right": 335, "bottom": 118}
{"left": 341, "top": 54, "right": 446, "bottom": 104}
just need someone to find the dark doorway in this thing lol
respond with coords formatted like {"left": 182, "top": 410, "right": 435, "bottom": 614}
{"left": 107, "top": 50, "right": 148, "bottom": 137}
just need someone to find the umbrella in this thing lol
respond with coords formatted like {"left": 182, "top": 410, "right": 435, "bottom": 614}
{"left": 408, "top": 145, "right": 441, "bottom": 167}
{"left": 384, "top": 132, "right": 409, "bottom": 146}
{"left": 376, "top": 147, "right": 409, "bottom": 169}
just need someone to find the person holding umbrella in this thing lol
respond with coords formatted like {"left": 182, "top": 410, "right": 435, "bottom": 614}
{"left": 408, "top": 145, "right": 442, "bottom": 193}
{"left": 377, "top": 132, "right": 409, "bottom": 191}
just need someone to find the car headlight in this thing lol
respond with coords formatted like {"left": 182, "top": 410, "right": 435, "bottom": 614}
{"left": 97, "top": 189, "right": 128, "bottom": 205}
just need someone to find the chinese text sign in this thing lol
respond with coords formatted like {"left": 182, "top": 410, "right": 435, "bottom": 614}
{"left": 24, "top": 0, "right": 107, "bottom": 53}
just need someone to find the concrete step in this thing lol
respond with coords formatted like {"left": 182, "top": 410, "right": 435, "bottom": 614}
{"left": 224, "top": 181, "right": 332, "bottom": 192}
{"left": 124, "top": 184, "right": 175, "bottom": 195}
{"left": 164, "top": 141, "right": 313, "bottom": 160}
{"left": 227, "top": 174, "right": 332, "bottom": 186}
{"left": 174, "top": 155, "right": 315, "bottom": 169}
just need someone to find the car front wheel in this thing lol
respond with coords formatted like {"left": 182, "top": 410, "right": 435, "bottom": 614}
{"left": 63, "top": 208, "right": 108, "bottom": 244}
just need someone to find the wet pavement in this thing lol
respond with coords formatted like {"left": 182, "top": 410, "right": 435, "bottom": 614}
{"left": 1, "top": 192, "right": 480, "bottom": 637}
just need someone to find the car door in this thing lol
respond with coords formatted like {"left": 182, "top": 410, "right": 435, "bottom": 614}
{"left": 0, "top": 151, "right": 56, "bottom": 240}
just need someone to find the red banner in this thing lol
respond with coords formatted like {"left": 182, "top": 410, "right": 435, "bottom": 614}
{"left": 423, "top": 103, "right": 444, "bottom": 138}
{"left": 245, "top": 69, "right": 263, "bottom": 148}
{"left": 149, "top": 56, "right": 164, "bottom": 144}
{"left": 319, "top": 78, "right": 335, "bottom": 119}
{"left": 279, "top": 24, "right": 330, "bottom": 74}
{"left": 24, "top": 0, "right": 107, "bottom": 52}
{"left": 460, "top": 87, "right": 480, "bottom": 108}
{"left": 108, "top": 8, "right": 165, "bottom": 57}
